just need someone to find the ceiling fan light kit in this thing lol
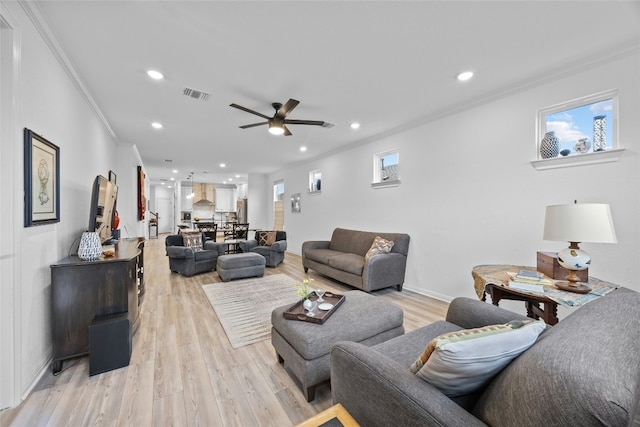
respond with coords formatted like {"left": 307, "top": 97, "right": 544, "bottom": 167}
{"left": 230, "top": 98, "right": 329, "bottom": 136}
{"left": 268, "top": 122, "right": 285, "bottom": 135}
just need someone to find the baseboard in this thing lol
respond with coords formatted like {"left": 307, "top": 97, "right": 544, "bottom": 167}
{"left": 404, "top": 286, "right": 453, "bottom": 303}
{"left": 19, "top": 358, "right": 50, "bottom": 405}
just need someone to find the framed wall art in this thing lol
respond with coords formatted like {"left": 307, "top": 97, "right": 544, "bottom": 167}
{"left": 291, "top": 193, "right": 301, "bottom": 213}
{"left": 137, "top": 165, "right": 145, "bottom": 220}
{"left": 24, "top": 128, "right": 60, "bottom": 226}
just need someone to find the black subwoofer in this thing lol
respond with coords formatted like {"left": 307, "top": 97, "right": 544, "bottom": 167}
{"left": 89, "top": 313, "right": 131, "bottom": 376}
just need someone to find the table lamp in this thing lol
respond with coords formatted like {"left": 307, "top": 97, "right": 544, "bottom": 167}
{"left": 543, "top": 203, "right": 617, "bottom": 293}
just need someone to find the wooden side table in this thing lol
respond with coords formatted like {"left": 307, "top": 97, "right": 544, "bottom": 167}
{"left": 472, "top": 264, "right": 560, "bottom": 325}
{"left": 472, "top": 265, "right": 619, "bottom": 326}
{"left": 295, "top": 403, "right": 360, "bottom": 427}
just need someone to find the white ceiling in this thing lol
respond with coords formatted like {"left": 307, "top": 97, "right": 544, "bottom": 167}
{"left": 35, "top": 1, "right": 640, "bottom": 186}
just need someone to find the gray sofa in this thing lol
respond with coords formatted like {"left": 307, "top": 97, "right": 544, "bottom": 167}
{"left": 331, "top": 289, "right": 640, "bottom": 426}
{"left": 302, "top": 228, "right": 410, "bottom": 292}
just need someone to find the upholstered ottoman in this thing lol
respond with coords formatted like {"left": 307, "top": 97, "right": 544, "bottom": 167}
{"left": 271, "top": 290, "right": 404, "bottom": 401}
{"left": 216, "top": 252, "right": 266, "bottom": 282}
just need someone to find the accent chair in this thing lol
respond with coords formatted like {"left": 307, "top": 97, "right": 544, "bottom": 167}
{"left": 165, "top": 232, "right": 226, "bottom": 276}
{"left": 239, "top": 230, "right": 287, "bottom": 267}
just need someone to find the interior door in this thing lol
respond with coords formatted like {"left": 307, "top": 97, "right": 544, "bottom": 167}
{"left": 156, "top": 197, "right": 173, "bottom": 233}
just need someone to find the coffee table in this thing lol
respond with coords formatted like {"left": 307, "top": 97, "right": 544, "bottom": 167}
{"left": 222, "top": 238, "right": 243, "bottom": 254}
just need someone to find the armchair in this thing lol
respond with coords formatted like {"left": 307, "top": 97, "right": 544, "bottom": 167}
{"left": 165, "top": 232, "right": 226, "bottom": 276}
{"left": 331, "top": 290, "right": 640, "bottom": 426}
{"left": 238, "top": 230, "right": 287, "bottom": 267}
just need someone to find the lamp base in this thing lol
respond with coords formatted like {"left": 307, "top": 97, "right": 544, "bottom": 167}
{"left": 554, "top": 281, "right": 591, "bottom": 294}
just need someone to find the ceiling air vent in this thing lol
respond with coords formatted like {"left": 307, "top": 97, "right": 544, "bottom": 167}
{"left": 182, "top": 87, "right": 210, "bottom": 101}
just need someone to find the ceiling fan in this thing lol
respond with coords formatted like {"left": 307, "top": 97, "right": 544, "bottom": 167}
{"left": 230, "top": 98, "right": 332, "bottom": 136}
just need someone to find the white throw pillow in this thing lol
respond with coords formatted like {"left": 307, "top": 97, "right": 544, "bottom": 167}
{"left": 409, "top": 320, "right": 545, "bottom": 397}
{"left": 365, "top": 236, "right": 394, "bottom": 261}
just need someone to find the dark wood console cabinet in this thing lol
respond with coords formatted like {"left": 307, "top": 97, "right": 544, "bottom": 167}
{"left": 50, "top": 238, "right": 145, "bottom": 374}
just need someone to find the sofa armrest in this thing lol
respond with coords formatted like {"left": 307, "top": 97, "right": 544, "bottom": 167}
{"left": 331, "top": 341, "right": 486, "bottom": 427}
{"left": 270, "top": 240, "right": 287, "bottom": 252}
{"left": 362, "top": 253, "right": 407, "bottom": 291}
{"left": 203, "top": 241, "right": 226, "bottom": 255}
{"left": 302, "top": 240, "right": 330, "bottom": 255}
{"left": 166, "top": 246, "right": 195, "bottom": 259}
{"left": 446, "top": 297, "right": 531, "bottom": 328}
{"left": 238, "top": 239, "right": 257, "bottom": 253}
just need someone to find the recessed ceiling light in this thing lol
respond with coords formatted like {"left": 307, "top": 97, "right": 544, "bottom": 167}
{"left": 235, "top": 174, "right": 240, "bottom": 178}
{"left": 147, "top": 70, "right": 164, "bottom": 80}
{"left": 172, "top": 169, "right": 178, "bottom": 173}
{"left": 220, "top": 163, "right": 226, "bottom": 168}
{"left": 456, "top": 71, "right": 474, "bottom": 81}
{"left": 350, "top": 122, "right": 360, "bottom": 129}
{"left": 228, "top": 178, "right": 233, "bottom": 182}
{"left": 170, "top": 177, "right": 175, "bottom": 181}
{"left": 151, "top": 122, "right": 163, "bottom": 129}
{"left": 161, "top": 182, "right": 165, "bottom": 185}
{"left": 299, "top": 146, "right": 307, "bottom": 152}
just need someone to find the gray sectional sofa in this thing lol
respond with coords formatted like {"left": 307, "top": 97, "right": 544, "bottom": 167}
{"left": 302, "top": 228, "right": 410, "bottom": 292}
{"left": 331, "top": 289, "right": 640, "bottom": 427}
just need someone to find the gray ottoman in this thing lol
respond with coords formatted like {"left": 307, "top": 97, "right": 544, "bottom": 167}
{"left": 216, "top": 252, "right": 266, "bottom": 282}
{"left": 271, "top": 290, "right": 404, "bottom": 401}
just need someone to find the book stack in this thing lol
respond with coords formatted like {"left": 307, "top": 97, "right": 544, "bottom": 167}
{"left": 508, "top": 270, "right": 553, "bottom": 294}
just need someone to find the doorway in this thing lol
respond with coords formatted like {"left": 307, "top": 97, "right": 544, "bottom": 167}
{"left": 273, "top": 180, "right": 284, "bottom": 231}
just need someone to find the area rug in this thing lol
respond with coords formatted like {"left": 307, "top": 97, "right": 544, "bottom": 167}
{"left": 202, "top": 274, "right": 299, "bottom": 349}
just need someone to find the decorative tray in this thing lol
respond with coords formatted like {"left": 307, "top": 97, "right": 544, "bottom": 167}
{"left": 283, "top": 291, "right": 345, "bottom": 324}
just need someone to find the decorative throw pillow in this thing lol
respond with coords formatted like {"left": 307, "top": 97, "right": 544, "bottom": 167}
{"left": 182, "top": 231, "right": 203, "bottom": 251}
{"left": 365, "top": 236, "right": 394, "bottom": 261}
{"left": 265, "top": 231, "right": 277, "bottom": 246}
{"left": 409, "top": 320, "right": 545, "bottom": 397}
{"left": 258, "top": 231, "right": 270, "bottom": 246}
{"left": 258, "top": 231, "right": 278, "bottom": 246}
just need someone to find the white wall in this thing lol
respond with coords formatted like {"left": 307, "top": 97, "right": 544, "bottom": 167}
{"left": 247, "top": 173, "right": 269, "bottom": 231}
{"left": 0, "top": 2, "right": 146, "bottom": 409}
{"left": 271, "top": 50, "right": 640, "bottom": 306}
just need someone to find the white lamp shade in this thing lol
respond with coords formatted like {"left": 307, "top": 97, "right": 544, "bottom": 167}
{"left": 543, "top": 204, "right": 617, "bottom": 243}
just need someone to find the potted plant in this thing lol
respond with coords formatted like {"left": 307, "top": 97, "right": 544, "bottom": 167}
{"left": 295, "top": 278, "right": 315, "bottom": 312}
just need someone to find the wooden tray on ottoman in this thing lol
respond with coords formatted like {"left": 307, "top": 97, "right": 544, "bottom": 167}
{"left": 283, "top": 291, "right": 345, "bottom": 324}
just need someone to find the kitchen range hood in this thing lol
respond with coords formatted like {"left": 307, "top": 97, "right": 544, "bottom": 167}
{"left": 193, "top": 183, "right": 213, "bottom": 206}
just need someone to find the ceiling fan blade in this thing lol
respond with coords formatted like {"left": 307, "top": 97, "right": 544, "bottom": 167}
{"left": 230, "top": 103, "right": 271, "bottom": 120}
{"left": 283, "top": 125, "right": 292, "bottom": 136}
{"left": 276, "top": 99, "right": 300, "bottom": 119}
{"left": 283, "top": 119, "right": 327, "bottom": 126}
{"left": 239, "top": 122, "right": 268, "bottom": 129}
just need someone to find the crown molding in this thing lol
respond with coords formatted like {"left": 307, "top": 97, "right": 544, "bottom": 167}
{"left": 18, "top": 0, "right": 117, "bottom": 140}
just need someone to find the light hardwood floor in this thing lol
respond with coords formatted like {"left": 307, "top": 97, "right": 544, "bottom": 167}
{"left": 1, "top": 235, "right": 449, "bottom": 427}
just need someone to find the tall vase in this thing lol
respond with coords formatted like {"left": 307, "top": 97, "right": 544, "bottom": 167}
{"left": 78, "top": 231, "right": 102, "bottom": 261}
{"left": 540, "top": 131, "right": 560, "bottom": 159}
